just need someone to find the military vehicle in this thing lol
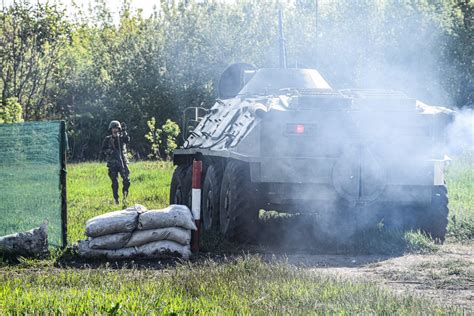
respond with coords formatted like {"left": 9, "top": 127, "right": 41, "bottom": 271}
{"left": 170, "top": 13, "right": 453, "bottom": 243}
{"left": 170, "top": 62, "right": 452, "bottom": 242}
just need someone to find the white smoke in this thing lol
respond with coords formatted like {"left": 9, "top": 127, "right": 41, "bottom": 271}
{"left": 446, "top": 109, "right": 474, "bottom": 156}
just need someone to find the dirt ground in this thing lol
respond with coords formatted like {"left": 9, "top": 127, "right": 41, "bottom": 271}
{"left": 275, "top": 242, "right": 474, "bottom": 313}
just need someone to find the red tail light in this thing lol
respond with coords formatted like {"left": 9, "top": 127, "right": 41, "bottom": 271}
{"left": 286, "top": 123, "right": 316, "bottom": 136}
{"left": 295, "top": 124, "right": 305, "bottom": 134}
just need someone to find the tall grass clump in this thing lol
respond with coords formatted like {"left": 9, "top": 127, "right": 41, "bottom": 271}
{"left": 404, "top": 231, "right": 440, "bottom": 254}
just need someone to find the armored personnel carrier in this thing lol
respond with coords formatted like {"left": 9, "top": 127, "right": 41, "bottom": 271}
{"left": 170, "top": 63, "right": 453, "bottom": 243}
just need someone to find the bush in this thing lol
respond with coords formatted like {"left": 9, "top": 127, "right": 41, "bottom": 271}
{"left": 161, "top": 119, "right": 180, "bottom": 160}
{"left": 145, "top": 118, "right": 180, "bottom": 160}
{"left": 404, "top": 231, "right": 440, "bottom": 254}
{"left": 0, "top": 98, "right": 23, "bottom": 124}
{"left": 145, "top": 117, "right": 161, "bottom": 160}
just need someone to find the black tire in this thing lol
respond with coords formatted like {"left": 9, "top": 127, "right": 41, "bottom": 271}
{"left": 418, "top": 185, "right": 449, "bottom": 243}
{"left": 169, "top": 165, "right": 192, "bottom": 207}
{"left": 219, "top": 160, "right": 259, "bottom": 242}
{"left": 202, "top": 164, "right": 223, "bottom": 231}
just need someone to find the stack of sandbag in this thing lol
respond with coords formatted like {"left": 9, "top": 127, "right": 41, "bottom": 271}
{"left": 77, "top": 204, "right": 196, "bottom": 260}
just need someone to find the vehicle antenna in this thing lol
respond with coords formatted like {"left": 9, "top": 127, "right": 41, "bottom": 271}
{"left": 278, "top": 9, "right": 287, "bottom": 69}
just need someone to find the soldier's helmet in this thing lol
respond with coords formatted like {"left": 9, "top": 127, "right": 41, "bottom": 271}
{"left": 108, "top": 120, "right": 121, "bottom": 130}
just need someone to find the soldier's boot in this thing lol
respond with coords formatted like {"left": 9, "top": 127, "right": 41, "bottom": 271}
{"left": 122, "top": 177, "right": 130, "bottom": 206}
{"left": 122, "top": 190, "right": 129, "bottom": 206}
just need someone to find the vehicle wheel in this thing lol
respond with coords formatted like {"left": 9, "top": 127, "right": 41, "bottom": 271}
{"left": 202, "top": 164, "right": 223, "bottom": 231}
{"left": 219, "top": 160, "right": 259, "bottom": 242}
{"left": 169, "top": 164, "right": 192, "bottom": 208}
{"left": 417, "top": 185, "right": 449, "bottom": 243}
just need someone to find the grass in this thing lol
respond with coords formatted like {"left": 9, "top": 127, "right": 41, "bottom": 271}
{"left": 339, "top": 229, "right": 441, "bottom": 255}
{"left": 414, "top": 258, "right": 474, "bottom": 290}
{"left": 379, "top": 254, "right": 474, "bottom": 292}
{"left": 404, "top": 231, "right": 440, "bottom": 254}
{"left": 446, "top": 153, "right": 474, "bottom": 241}
{"left": 0, "top": 256, "right": 460, "bottom": 314}
{"left": 0, "top": 157, "right": 471, "bottom": 314}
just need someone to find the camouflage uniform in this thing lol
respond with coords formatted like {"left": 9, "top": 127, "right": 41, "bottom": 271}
{"left": 101, "top": 122, "right": 131, "bottom": 202}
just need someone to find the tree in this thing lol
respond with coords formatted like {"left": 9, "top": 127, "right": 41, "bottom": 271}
{"left": 441, "top": 0, "right": 473, "bottom": 108}
{"left": 0, "top": 1, "right": 71, "bottom": 120}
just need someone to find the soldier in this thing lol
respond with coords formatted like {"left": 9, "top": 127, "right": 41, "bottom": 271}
{"left": 101, "top": 120, "right": 131, "bottom": 204}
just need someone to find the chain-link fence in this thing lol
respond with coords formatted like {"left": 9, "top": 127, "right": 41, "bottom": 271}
{"left": 0, "top": 121, "right": 67, "bottom": 247}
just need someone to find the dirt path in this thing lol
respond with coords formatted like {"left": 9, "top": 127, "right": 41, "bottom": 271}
{"left": 282, "top": 242, "right": 474, "bottom": 313}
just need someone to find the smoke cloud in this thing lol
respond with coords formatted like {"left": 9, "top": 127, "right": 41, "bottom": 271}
{"left": 446, "top": 109, "right": 474, "bottom": 156}
{"left": 252, "top": 2, "right": 471, "bottom": 251}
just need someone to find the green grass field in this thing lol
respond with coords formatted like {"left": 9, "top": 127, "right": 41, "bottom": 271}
{"left": 0, "top": 158, "right": 472, "bottom": 314}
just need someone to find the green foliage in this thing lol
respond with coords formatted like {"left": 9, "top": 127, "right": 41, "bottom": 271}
{"left": 145, "top": 117, "right": 162, "bottom": 159}
{"left": 162, "top": 119, "right": 180, "bottom": 159}
{"left": 440, "top": 1, "right": 474, "bottom": 107}
{"left": 0, "top": 97, "right": 23, "bottom": 124}
{"left": 145, "top": 118, "right": 180, "bottom": 160}
{"left": 0, "top": 1, "right": 71, "bottom": 120}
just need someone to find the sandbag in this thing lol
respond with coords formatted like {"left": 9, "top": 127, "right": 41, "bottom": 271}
{"left": 137, "top": 240, "right": 191, "bottom": 259}
{"left": 85, "top": 204, "right": 146, "bottom": 237}
{"left": 77, "top": 239, "right": 190, "bottom": 260}
{"left": 89, "top": 232, "right": 132, "bottom": 250}
{"left": 125, "top": 204, "right": 148, "bottom": 214}
{"left": 77, "top": 240, "right": 137, "bottom": 259}
{"left": 138, "top": 204, "right": 197, "bottom": 231}
{"left": 125, "top": 227, "right": 191, "bottom": 247}
{"left": 0, "top": 222, "right": 49, "bottom": 258}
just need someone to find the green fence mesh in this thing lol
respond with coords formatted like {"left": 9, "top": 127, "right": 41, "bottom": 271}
{"left": 0, "top": 121, "right": 66, "bottom": 247}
